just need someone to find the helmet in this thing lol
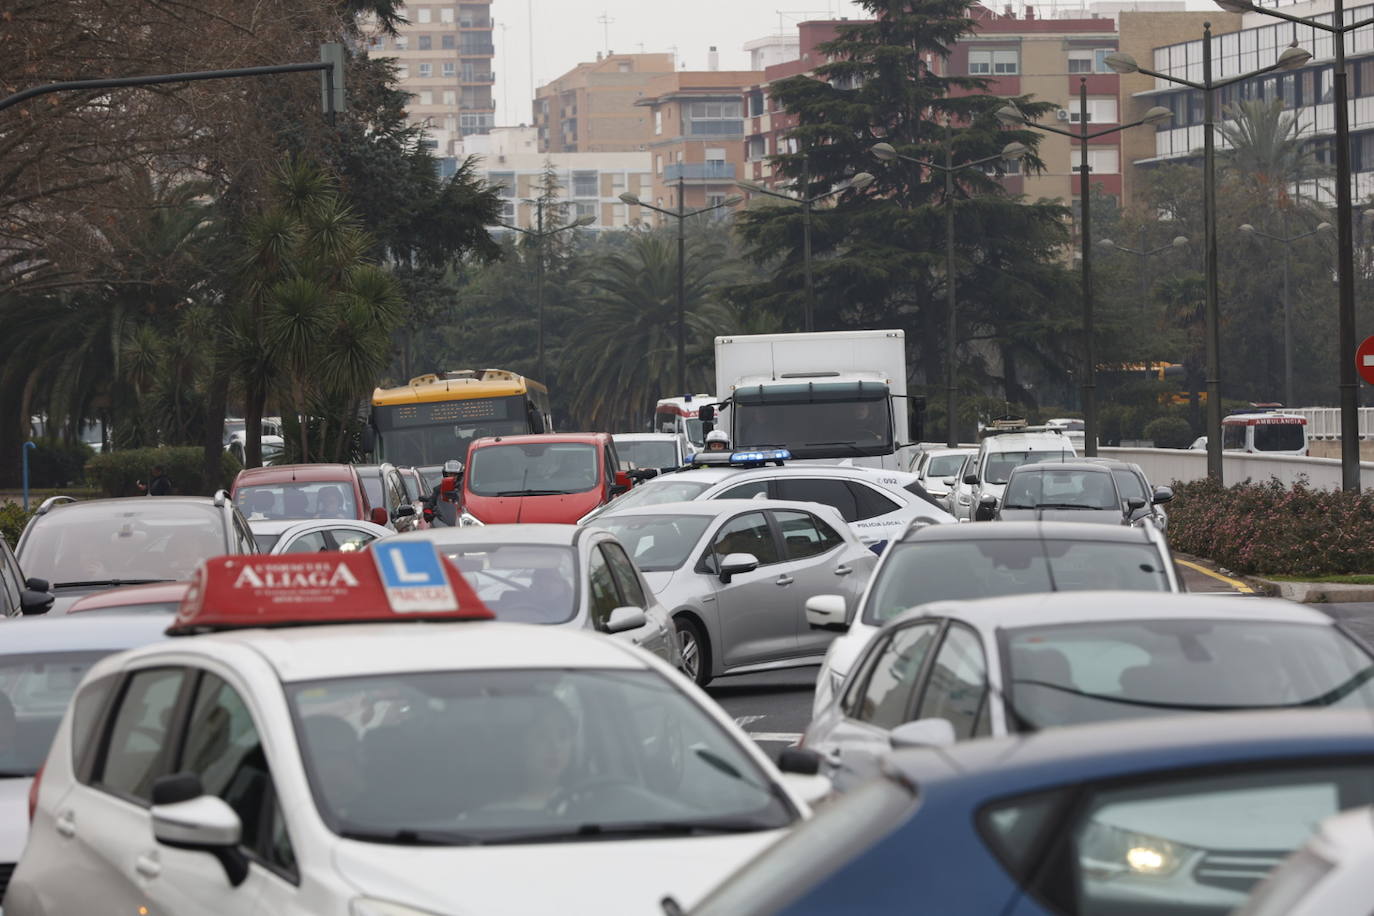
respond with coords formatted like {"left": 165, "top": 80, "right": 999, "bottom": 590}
{"left": 705, "top": 430, "right": 730, "bottom": 445}
{"left": 443, "top": 459, "right": 464, "bottom": 476}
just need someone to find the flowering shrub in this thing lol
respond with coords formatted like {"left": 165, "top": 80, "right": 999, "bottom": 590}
{"left": 1168, "top": 477, "right": 1374, "bottom": 576}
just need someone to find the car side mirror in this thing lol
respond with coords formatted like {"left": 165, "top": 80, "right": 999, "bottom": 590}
{"left": 718, "top": 552, "right": 759, "bottom": 584}
{"left": 1125, "top": 497, "right": 1147, "bottom": 512}
{"left": 890, "top": 718, "right": 957, "bottom": 750}
{"left": 370, "top": 507, "right": 390, "bottom": 526}
{"left": 150, "top": 773, "right": 248, "bottom": 887}
{"left": 974, "top": 494, "right": 998, "bottom": 522}
{"left": 963, "top": 473, "right": 979, "bottom": 485}
{"left": 20, "top": 589, "right": 53, "bottom": 615}
{"left": 392, "top": 504, "right": 417, "bottom": 520}
{"left": 1152, "top": 486, "right": 1174, "bottom": 505}
{"left": 610, "top": 483, "right": 631, "bottom": 497}
{"left": 25, "top": 577, "right": 50, "bottom": 592}
{"left": 360, "top": 425, "right": 376, "bottom": 454}
{"left": 805, "top": 594, "right": 849, "bottom": 632}
{"left": 699, "top": 405, "right": 716, "bottom": 423}
{"left": 627, "top": 468, "right": 659, "bottom": 481}
{"left": 777, "top": 747, "right": 822, "bottom": 775}
{"left": 605, "top": 605, "right": 647, "bottom": 634}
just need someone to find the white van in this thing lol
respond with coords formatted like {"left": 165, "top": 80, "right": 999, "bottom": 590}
{"left": 960, "top": 426, "right": 1077, "bottom": 521}
{"left": 1222, "top": 411, "right": 1309, "bottom": 456}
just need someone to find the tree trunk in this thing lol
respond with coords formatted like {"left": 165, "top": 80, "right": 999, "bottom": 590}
{"left": 244, "top": 379, "right": 265, "bottom": 469}
{"left": 203, "top": 365, "right": 230, "bottom": 491}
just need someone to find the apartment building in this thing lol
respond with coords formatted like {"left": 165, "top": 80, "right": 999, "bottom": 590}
{"left": 634, "top": 69, "right": 762, "bottom": 221}
{"left": 468, "top": 127, "right": 653, "bottom": 231}
{"left": 1126, "top": 0, "right": 1374, "bottom": 204}
{"left": 363, "top": 1, "right": 496, "bottom": 158}
{"left": 533, "top": 53, "right": 676, "bottom": 153}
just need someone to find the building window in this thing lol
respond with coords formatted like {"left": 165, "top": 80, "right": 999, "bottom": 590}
{"left": 443, "top": 90, "right": 456, "bottom": 105}
{"left": 418, "top": 7, "right": 432, "bottom": 23}
{"left": 747, "top": 89, "right": 765, "bottom": 117}
{"left": 442, "top": 34, "right": 455, "bottom": 50}
{"left": 654, "top": 110, "right": 662, "bottom": 135}
{"left": 367, "top": 35, "right": 385, "bottom": 51}
{"left": 396, "top": 63, "right": 409, "bottom": 79}
{"left": 685, "top": 100, "right": 744, "bottom": 136}
{"left": 443, "top": 62, "right": 456, "bottom": 77}
{"left": 1069, "top": 98, "right": 1118, "bottom": 124}
{"left": 420, "top": 90, "right": 434, "bottom": 106}
{"left": 993, "top": 50, "right": 1019, "bottom": 74}
{"left": 610, "top": 172, "right": 625, "bottom": 193}
{"left": 489, "top": 172, "right": 515, "bottom": 197}
{"left": 656, "top": 154, "right": 663, "bottom": 174}
{"left": 395, "top": 35, "right": 408, "bottom": 50}
{"left": 1068, "top": 50, "right": 1093, "bottom": 73}
{"left": 418, "top": 35, "right": 432, "bottom": 50}
{"left": 572, "top": 170, "right": 599, "bottom": 197}
{"left": 1071, "top": 147, "right": 1120, "bottom": 174}
{"left": 969, "top": 50, "right": 991, "bottom": 74}
{"left": 746, "top": 135, "right": 766, "bottom": 161}
{"left": 441, "top": 7, "right": 454, "bottom": 23}
{"left": 419, "top": 63, "right": 433, "bottom": 78}
{"left": 501, "top": 201, "right": 515, "bottom": 221}
{"left": 574, "top": 201, "right": 597, "bottom": 221}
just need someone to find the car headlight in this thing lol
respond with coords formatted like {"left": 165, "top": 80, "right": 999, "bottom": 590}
{"left": 458, "top": 510, "right": 484, "bottom": 527}
{"left": 1079, "top": 821, "right": 1197, "bottom": 879}
{"left": 351, "top": 898, "right": 448, "bottom": 916}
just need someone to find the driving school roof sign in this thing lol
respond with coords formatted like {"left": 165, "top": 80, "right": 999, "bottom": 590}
{"left": 168, "top": 544, "right": 493, "bottom": 634}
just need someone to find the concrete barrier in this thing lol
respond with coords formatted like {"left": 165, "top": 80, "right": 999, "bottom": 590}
{"left": 1100, "top": 447, "right": 1374, "bottom": 490}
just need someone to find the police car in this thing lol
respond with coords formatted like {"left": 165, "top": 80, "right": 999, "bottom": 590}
{"left": 580, "top": 449, "right": 953, "bottom": 553}
{"left": 6, "top": 542, "right": 817, "bottom": 916}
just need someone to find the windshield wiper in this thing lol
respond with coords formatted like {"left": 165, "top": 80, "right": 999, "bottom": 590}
{"left": 51, "top": 578, "right": 174, "bottom": 588}
{"left": 480, "top": 818, "right": 773, "bottom": 845}
{"left": 337, "top": 827, "right": 482, "bottom": 846}
{"left": 1012, "top": 666, "right": 1374, "bottom": 711}
{"left": 495, "top": 489, "right": 573, "bottom": 497}
{"left": 1031, "top": 503, "right": 1102, "bottom": 511}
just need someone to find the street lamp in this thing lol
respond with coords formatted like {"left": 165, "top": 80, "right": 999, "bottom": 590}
{"left": 1097, "top": 232, "right": 1189, "bottom": 311}
{"left": 1101, "top": 35, "right": 1310, "bottom": 482}
{"left": 736, "top": 170, "right": 875, "bottom": 333}
{"left": 619, "top": 180, "right": 744, "bottom": 394}
{"left": 1238, "top": 220, "right": 1333, "bottom": 407}
{"left": 996, "top": 82, "right": 1172, "bottom": 457}
{"left": 499, "top": 206, "right": 597, "bottom": 384}
{"left": 868, "top": 136, "right": 1029, "bottom": 448}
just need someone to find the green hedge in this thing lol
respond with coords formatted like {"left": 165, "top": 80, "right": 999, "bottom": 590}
{"left": 25, "top": 439, "right": 95, "bottom": 488}
{"left": 0, "top": 503, "right": 33, "bottom": 549}
{"left": 1168, "top": 477, "right": 1374, "bottom": 576}
{"left": 86, "top": 447, "right": 242, "bottom": 498}
{"left": 1143, "top": 416, "right": 1194, "bottom": 449}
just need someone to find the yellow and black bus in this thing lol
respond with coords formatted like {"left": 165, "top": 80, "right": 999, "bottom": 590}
{"left": 366, "top": 369, "right": 553, "bottom": 467}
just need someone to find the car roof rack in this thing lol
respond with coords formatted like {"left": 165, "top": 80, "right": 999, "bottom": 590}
{"left": 36, "top": 495, "right": 78, "bottom": 515}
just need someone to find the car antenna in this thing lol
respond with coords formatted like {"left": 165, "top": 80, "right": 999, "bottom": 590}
{"left": 514, "top": 465, "right": 530, "bottom": 524}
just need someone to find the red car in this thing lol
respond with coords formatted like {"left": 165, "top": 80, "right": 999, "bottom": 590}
{"left": 66, "top": 582, "right": 191, "bottom": 615}
{"left": 458, "top": 433, "right": 632, "bottom": 525}
{"left": 230, "top": 463, "right": 387, "bottom": 526}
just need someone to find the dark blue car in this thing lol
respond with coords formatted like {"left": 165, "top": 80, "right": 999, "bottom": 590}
{"left": 686, "top": 709, "right": 1374, "bottom": 916}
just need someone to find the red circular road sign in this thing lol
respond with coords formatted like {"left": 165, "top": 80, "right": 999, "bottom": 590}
{"left": 1359, "top": 335, "right": 1374, "bottom": 386}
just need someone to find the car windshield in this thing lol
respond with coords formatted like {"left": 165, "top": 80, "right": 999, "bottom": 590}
{"left": 467, "top": 443, "right": 600, "bottom": 497}
{"left": 20, "top": 503, "right": 227, "bottom": 584}
{"left": 863, "top": 539, "right": 1170, "bottom": 625}
{"left": 615, "top": 440, "right": 679, "bottom": 470}
{"left": 586, "top": 479, "right": 712, "bottom": 518}
{"left": 734, "top": 399, "right": 893, "bottom": 458}
{"left": 1254, "top": 423, "right": 1306, "bottom": 452}
{"left": 1002, "top": 469, "right": 1119, "bottom": 510}
{"left": 1111, "top": 469, "right": 1149, "bottom": 502}
{"left": 593, "top": 515, "right": 713, "bottom": 571}
{"left": 289, "top": 668, "right": 795, "bottom": 845}
{"left": 926, "top": 454, "right": 967, "bottom": 479}
{"left": 1002, "top": 619, "right": 1374, "bottom": 730}
{"left": 983, "top": 450, "right": 1074, "bottom": 485}
{"left": 0, "top": 650, "right": 111, "bottom": 776}
{"left": 235, "top": 481, "right": 358, "bottom": 521}
{"left": 437, "top": 544, "right": 578, "bottom": 624}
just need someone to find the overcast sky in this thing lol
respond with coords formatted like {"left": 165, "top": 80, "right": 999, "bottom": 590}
{"left": 490, "top": 0, "right": 871, "bottom": 125}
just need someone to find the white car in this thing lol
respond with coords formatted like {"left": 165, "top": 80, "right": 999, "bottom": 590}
{"left": 386, "top": 524, "right": 681, "bottom": 669}
{"left": 907, "top": 447, "right": 974, "bottom": 514}
{"left": 611, "top": 432, "right": 687, "bottom": 472}
{"left": 583, "top": 458, "right": 952, "bottom": 553}
{"left": 1239, "top": 806, "right": 1374, "bottom": 916}
{"left": 248, "top": 518, "right": 393, "bottom": 554}
{"left": 0, "top": 614, "right": 170, "bottom": 904}
{"left": 958, "top": 428, "right": 1075, "bottom": 521}
{"left": 6, "top": 551, "right": 817, "bottom": 916}
{"left": 805, "top": 520, "right": 1183, "bottom": 717}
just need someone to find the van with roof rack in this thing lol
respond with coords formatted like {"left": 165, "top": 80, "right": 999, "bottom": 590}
{"left": 956, "top": 425, "right": 1076, "bottom": 521}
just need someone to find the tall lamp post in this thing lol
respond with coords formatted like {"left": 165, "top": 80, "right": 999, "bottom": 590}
{"left": 997, "top": 85, "right": 1173, "bottom": 457}
{"left": 867, "top": 138, "right": 1029, "bottom": 448}
{"left": 1102, "top": 39, "right": 1312, "bottom": 483}
{"left": 735, "top": 171, "right": 876, "bottom": 333}
{"left": 619, "top": 178, "right": 743, "bottom": 394}
{"left": 1238, "top": 220, "right": 1333, "bottom": 407}
{"left": 1097, "top": 232, "right": 1190, "bottom": 311}
{"left": 499, "top": 205, "right": 597, "bottom": 384}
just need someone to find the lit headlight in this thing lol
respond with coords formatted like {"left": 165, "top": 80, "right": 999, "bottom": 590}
{"left": 458, "top": 510, "right": 484, "bottom": 527}
{"left": 1079, "top": 821, "right": 1196, "bottom": 878}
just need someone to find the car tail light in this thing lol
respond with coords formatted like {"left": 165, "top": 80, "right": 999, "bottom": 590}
{"left": 28, "top": 763, "right": 44, "bottom": 821}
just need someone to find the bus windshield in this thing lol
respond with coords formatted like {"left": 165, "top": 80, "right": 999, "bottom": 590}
{"left": 373, "top": 394, "right": 530, "bottom": 466}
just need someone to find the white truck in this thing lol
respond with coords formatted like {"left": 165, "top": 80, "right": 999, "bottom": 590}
{"left": 704, "top": 329, "right": 920, "bottom": 470}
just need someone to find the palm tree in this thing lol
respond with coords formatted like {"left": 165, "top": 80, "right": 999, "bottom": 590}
{"left": 564, "top": 227, "right": 743, "bottom": 431}
{"left": 1217, "top": 98, "right": 1329, "bottom": 198}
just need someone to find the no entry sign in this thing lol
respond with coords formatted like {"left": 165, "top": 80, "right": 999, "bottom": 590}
{"left": 1359, "top": 335, "right": 1374, "bottom": 386}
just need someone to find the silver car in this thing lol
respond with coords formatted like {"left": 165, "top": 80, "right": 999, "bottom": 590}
{"left": 1, "top": 613, "right": 170, "bottom": 901}
{"left": 592, "top": 500, "right": 878, "bottom": 686}
{"left": 386, "top": 524, "right": 682, "bottom": 670}
{"left": 909, "top": 447, "right": 975, "bottom": 513}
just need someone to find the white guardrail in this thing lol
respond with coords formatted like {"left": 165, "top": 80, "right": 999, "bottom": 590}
{"left": 1100, "top": 447, "right": 1374, "bottom": 490}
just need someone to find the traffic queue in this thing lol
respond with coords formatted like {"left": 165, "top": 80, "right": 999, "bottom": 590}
{"left": 3, "top": 411, "right": 1373, "bottom": 915}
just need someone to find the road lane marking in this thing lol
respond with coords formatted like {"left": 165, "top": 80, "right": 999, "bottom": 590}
{"left": 748, "top": 732, "right": 803, "bottom": 744}
{"left": 733, "top": 715, "right": 765, "bottom": 728}
{"left": 1177, "top": 559, "right": 1254, "bottom": 593}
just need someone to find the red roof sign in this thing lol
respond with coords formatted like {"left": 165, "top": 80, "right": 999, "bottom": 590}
{"left": 168, "top": 542, "right": 494, "bottom": 635}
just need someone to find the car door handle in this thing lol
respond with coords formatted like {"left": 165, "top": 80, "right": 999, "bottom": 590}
{"left": 775, "top": 575, "right": 794, "bottom": 586}
{"left": 135, "top": 853, "right": 162, "bottom": 879}
{"left": 834, "top": 565, "right": 853, "bottom": 576}
{"left": 55, "top": 811, "right": 76, "bottom": 838}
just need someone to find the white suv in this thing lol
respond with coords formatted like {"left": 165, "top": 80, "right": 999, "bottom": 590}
{"left": 958, "top": 430, "right": 1076, "bottom": 521}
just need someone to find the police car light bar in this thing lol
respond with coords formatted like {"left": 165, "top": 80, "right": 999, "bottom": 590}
{"left": 731, "top": 448, "right": 791, "bottom": 465}
{"left": 166, "top": 541, "right": 494, "bottom": 635}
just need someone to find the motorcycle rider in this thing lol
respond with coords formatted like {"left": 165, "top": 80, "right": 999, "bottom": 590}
{"left": 704, "top": 429, "right": 730, "bottom": 452}
{"left": 425, "top": 459, "right": 464, "bottom": 526}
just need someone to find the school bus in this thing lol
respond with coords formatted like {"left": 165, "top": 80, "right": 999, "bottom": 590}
{"left": 366, "top": 369, "right": 553, "bottom": 467}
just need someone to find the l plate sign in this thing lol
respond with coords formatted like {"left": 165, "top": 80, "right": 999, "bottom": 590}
{"left": 373, "top": 541, "right": 459, "bottom": 613}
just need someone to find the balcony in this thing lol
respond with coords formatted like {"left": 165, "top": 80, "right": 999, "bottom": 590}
{"left": 458, "top": 19, "right": 492, "bottom": 28}
{"left": 459, "top": 42, "right": 495, "bottom": 56}
{"left": 461, "top": 72, "right": 496, "bottom": 83}
{"left": 664, "top": 162, "right": 736, "bottom": 181}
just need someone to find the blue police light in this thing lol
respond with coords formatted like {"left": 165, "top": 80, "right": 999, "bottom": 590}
{"left": 729, "top": 448, "right": 791, "bottom": 465}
